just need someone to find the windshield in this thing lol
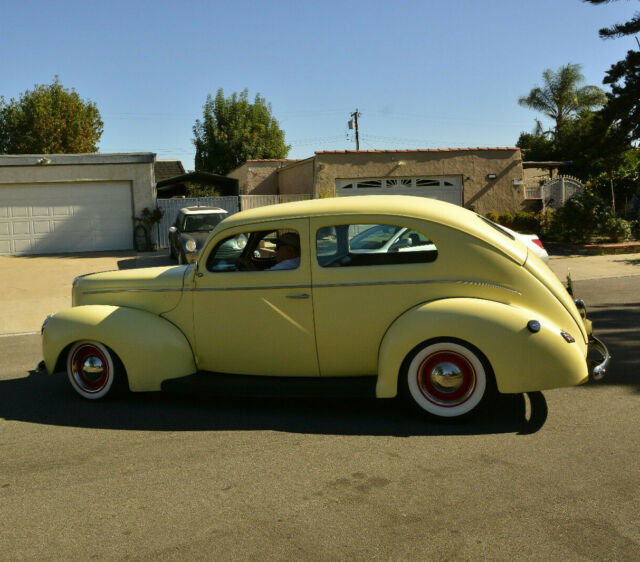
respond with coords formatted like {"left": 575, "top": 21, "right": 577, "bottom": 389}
{"left": 182, "top": 213, "right": 224, "bottom": 232}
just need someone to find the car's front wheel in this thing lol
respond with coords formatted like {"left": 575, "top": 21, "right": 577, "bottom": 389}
{"left": 401, "top": 338, "right": 495, "bottom": 420}
{"left": 66, "top": 341, "right": 125, "bottom": 400}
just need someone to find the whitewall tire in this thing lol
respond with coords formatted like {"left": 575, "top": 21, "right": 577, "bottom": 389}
{"left": 403, "top": 339, "right": 494, "bottom": 419}
{"left": 66, "top": 341, "right": 121, "bottom": 400}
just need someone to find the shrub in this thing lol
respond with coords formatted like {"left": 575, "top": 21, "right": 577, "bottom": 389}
{"left": 485, "top": 211, "right": 499, "bottom": 223}
{"left": 512, "top": 211, "right": 541, "bottom": 233}
{"left": 604, "top": 217, "right": 631, "bottom": 242}
{"left": 553, "top": 189, "right": 610, "bottom": 243}
{"left": 497, "top": 213, "right": 514, "bottom": 228}
{"left": 631, "top": 220, "right": 640, "bottom": 241}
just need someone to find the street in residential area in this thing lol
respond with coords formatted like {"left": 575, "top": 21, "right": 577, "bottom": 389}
{"left": 0, "top": 252, "right": 638, "bottom": 559}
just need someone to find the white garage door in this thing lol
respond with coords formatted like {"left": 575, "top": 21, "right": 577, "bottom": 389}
{"left": 336, "top": 176, "right": 463, "bottom": 205}
{"left": 0, "top": 182, "right": 134, "bottom": 255}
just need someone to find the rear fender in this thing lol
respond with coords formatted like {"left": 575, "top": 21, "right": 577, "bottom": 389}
{"left": 377, "top": 298, "right": 588, "bottom": 397}
{"left": 42, "top": 305, "right": 196, "bottom": 392}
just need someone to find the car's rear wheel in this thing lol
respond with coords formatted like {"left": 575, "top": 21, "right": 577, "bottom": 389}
{"left": 66, "top": 341, "right": 124, "bottom": 400}
{"left": 401, "top": 338, "right": 495, "bottom": 420}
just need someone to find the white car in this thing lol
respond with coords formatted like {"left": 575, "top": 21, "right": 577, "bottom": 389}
{"left": 501, "top": 225, "right": 549, "bottom": 264}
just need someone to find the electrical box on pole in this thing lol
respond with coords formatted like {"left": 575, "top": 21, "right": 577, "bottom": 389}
{"left": 348, "top": 109, "right": 361, "bottom": 151}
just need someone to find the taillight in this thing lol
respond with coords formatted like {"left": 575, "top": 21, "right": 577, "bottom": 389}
{"left": 532, "top": 238, "right": 544, "bottom": 249}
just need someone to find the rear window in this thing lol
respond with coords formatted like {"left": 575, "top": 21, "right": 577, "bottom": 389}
{"left": 316, "top": 223, "right": 437, "bottom": 267}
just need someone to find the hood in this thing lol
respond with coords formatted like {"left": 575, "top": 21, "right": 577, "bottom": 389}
{"left": 72, "top": 265, "right": 191, "bottom": 314}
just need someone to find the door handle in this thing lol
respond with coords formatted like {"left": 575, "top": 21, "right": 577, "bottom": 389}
{"left": 286, "top": 293, "right": 310, "bottom": 299}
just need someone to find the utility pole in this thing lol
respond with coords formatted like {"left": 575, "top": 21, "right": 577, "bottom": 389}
{"left": 348, "top": 109, "right": 361, "bottom": 151}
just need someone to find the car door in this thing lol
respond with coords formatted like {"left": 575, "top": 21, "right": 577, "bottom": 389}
{"left": 191, "top": 218, "right": 319, "bottom": 377}
{"left": 311, "top": 216, "right": 440, "bottom": 377}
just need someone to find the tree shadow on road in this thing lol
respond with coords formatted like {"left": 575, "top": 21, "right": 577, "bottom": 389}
{"left": 0, "top": 370, "right": 547, "bottom": 436}
{"left": 584, "top": 302, "right": 640, "bottom": 391}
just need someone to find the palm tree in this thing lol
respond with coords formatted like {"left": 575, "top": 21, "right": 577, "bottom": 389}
{"left": 518, "top": 63, "right": 606, "bottom": 135}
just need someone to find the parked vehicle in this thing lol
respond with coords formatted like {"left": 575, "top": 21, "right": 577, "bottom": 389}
{"left": 500, "top": 225, "right": 549, "bottom": 264}
{"left": 168, "top": 206, "right": 228, "bottom": 264}
{"left": 40, "top": 195, "right": 608, "bottom": 420}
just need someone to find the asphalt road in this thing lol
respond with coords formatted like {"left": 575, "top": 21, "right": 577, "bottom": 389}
{"left": 0, "top": 276, "right": 638, "bottom": 560}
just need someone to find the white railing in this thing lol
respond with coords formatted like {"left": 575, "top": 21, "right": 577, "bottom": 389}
{"left": 239, "top": 194, "right": 314, "bottom": 210}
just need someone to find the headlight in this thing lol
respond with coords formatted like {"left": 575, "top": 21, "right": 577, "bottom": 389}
{"left": 184, "top": 239, "right": 197, "bottom": 253}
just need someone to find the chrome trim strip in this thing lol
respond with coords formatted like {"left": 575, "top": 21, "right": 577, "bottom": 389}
{"left": 83, "top": 279, "right": 520, "bottom": 295}
{"left": 82, "top": 288, "right": 184, "bottom": 295}
{"left": 192, "top": 284, "right": 312, "bottom": 292}
{"left": 190, "top": 279, "right": 519, "bottom": 294}
{"left": 312, "top": 279, "right": 521, "bottom": 294}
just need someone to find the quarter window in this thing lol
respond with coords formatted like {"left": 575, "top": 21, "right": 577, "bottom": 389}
{"left": 316, "top": 224, "right": 437, "bottom": 267}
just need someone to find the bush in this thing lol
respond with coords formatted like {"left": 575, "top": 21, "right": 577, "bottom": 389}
{"left": 485, "top": 211, "right": 499, "bottom": 223}
{"left": 631, "top": 220, "right": 640, "bottom": 241}
{"left": 497, "top": 213, "right": 514, "bottom": 229}
{"left": 512, "top": 211, "right": 541, "bottom": 233}
{"left": 552, "top": 189, "right": 610, "bottom": 243}
{"left": 604, "top": 217, "right": 631, "bottom": 242}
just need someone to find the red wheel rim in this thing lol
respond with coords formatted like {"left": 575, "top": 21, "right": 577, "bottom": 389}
{"left": 417, "top": 350, "right": 477, "bottom": 407}
{"left": 70, "top": 344, "right": 110, "bottom": 394}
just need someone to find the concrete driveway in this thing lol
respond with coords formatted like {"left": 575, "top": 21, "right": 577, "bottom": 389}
{"left": 0, "top": 251, "right": 172, "bottom": 336}
{"left": 1, "top": 250, "right": 638, "bottom": 336}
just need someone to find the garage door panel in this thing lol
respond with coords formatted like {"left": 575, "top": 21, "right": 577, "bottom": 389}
{"left": 12, "top": 221, "right": 31, "bottom": 235}
{"left": 0, "top": 182, "right": 134, "bottom": 255}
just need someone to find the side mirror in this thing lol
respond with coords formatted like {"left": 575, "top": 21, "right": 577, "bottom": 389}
{"left": 169, "top": 226, "right": 177, "bottom": 234}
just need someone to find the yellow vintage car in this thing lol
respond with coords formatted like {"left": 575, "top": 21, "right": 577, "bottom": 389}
{"left": 40, "top": 195, "right": 609, "bottom": 420}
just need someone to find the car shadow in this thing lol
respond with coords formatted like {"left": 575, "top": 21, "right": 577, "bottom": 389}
{"left": 0, "top": 370, "right": 547, "bottom": 436}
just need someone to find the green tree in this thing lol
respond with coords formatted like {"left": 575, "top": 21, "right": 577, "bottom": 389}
{"left": 193, "top": 88, "right": 290, "bottom": 175}
{"left": 518, "top": 63, "right": 606, "bottom": 134}
{"left": 582, "top": 0, "right": 640, "bottom": 39}
{"left": 582, "top": 0, "right": 640, "bottom": 142}
{"left": 0, "top": 77, "right": 103, "bottom": 154}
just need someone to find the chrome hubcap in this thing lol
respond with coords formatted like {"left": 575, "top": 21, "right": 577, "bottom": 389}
{"left": 429, "top": 361, "right": 464, "bottom": 394}
{"left": 70, "top": 344, "right": 110, "bottom": 393}
{"left": 417, "top": 350, "right": 477, "bottom": 407}
{"left": 81, "top": 355, "right": 104, "bottom": 382}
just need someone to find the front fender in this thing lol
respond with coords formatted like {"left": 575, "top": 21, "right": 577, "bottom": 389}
{"left": 377, "top": 298, "right": 588, "bottom": 398}
{"left": 42, "top": 305, "right": 196, "bottom": 392}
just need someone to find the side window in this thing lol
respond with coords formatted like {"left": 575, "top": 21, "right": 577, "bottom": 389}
{"left": 316, "top": 224, "right": 437, "bottom": 267}
{"left": 207, "top": 229, "right": 301, "bottom": 272}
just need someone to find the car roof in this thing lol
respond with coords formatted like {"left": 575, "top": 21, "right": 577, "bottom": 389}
{"left": 220, "top": 195, "right": 527, "bottom": 264}
{"left": 179, "top": 206, "right": 228, "bottom": 215}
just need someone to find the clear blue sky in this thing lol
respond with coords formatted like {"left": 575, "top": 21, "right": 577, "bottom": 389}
{"left": 1, "top": 0, "right": 637, "bottom": 170}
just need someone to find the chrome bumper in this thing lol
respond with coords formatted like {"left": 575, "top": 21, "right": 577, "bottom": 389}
{"left": 587, "top": 336, "right": 610, "bottom": 381}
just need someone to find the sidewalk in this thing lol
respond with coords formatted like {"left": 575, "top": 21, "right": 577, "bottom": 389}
{"left": 547, "top": 252, "right": 640, "bottom": 282}
{"left": 0, "top": 251, "right": 172, "bottom": 336}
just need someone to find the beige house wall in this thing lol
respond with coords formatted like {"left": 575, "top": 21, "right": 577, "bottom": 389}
{"left": 313, "top": 149, "right": 524, "bottom": 215}
{"left": 227, "top": 160, "right": 300, "bottom": 194}
{"left": 277, "top": 159, "right": 315, "bottom": 195}
{"left": 226, "top": 150, "right": 527, "bottom": 214}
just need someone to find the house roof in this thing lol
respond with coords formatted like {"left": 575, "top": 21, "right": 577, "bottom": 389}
{"left": 156, "top": 171, "right": 239, "bottom": 196}
{"left": 315, "top": 147, "right": 519, "bottom": 154}
{"left": 155, "top": 159, "right": 185, "bottom": 182}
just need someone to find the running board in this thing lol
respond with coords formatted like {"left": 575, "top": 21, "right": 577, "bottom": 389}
{"left": 161, "top": 372, "right": 377, "bottom": 399}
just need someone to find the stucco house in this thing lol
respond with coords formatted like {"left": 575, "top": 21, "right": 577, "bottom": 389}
{"left": 228, "top": 148, "right": 528, "bottom": 215}
{"left": 0, "top": 153, "right": 156, "bottom": 255}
